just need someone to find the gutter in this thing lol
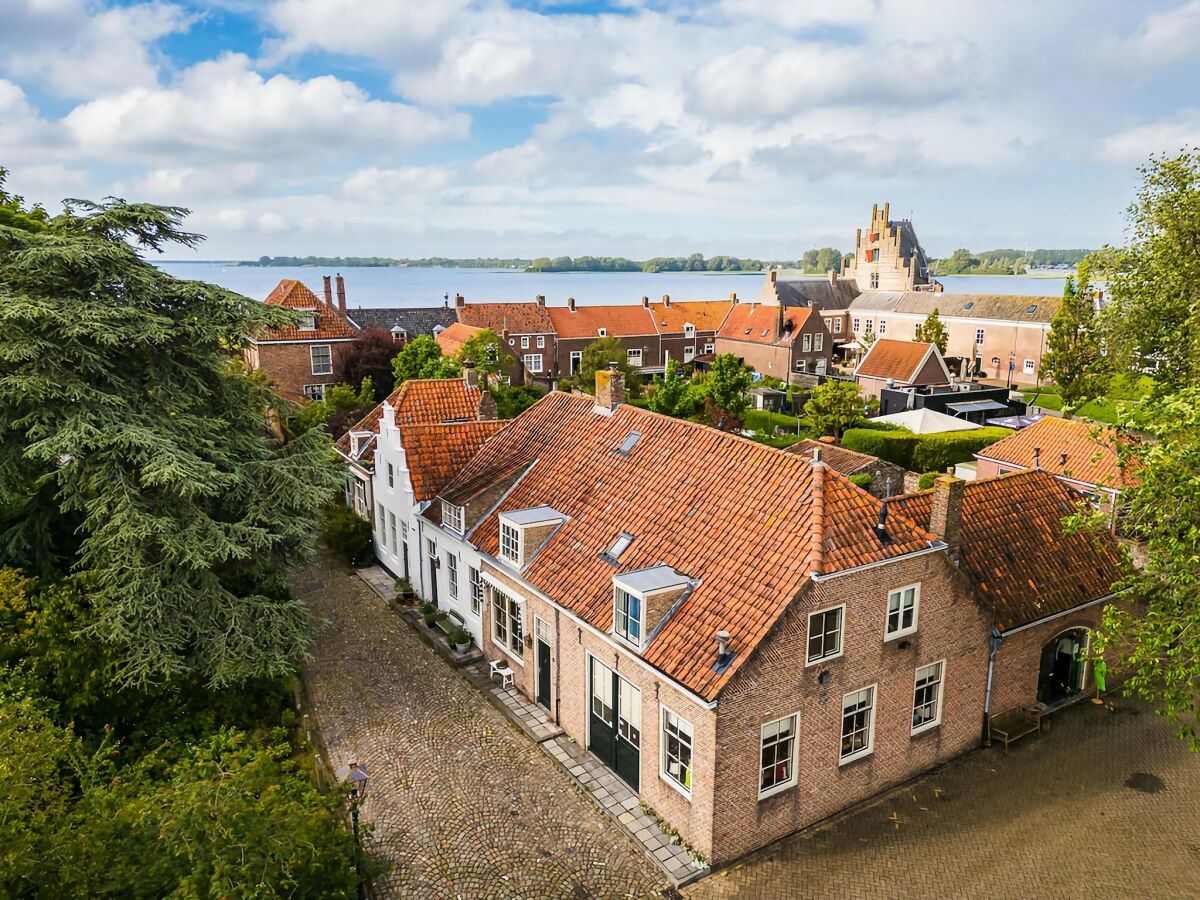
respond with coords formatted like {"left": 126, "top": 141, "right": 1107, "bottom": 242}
{"left": 809, "top": 542, "right": 946, "bottom": 582}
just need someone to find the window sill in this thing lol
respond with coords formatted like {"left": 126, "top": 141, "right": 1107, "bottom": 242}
{"left": 804, "top": 649, "right": 843, "bottom": 669}
{"left": 911, "top": 720, "right": 941, "bottom": 738}
{"left": 884, "top": 627, "right": 918, "bottom": 643}
{"left": 491, "top": 638, "right": 525, "bottom": 666}
{"left": 659, "top": 772, "right": 692, "bottom": 801}
{"left": 838, "top": 748, "right": 874, "bottom": 767}
{"left": 757, "top": 780, "right": 797, "bottom": 801}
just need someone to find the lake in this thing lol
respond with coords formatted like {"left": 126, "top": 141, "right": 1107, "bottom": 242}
{"left": 155, "top": 262, "right": 1067, "bottom": 308}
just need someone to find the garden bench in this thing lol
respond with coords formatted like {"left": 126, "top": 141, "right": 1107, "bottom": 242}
{"left": 988, "top": 705, "right": 1040, "bottom": 751}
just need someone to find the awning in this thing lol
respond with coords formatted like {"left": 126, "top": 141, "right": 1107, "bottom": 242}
{"left": 946, "top": 400, "right": 1008, "bottom": 414}
{"left": 986, "top": 413, "right": 1045, "bottom": 429}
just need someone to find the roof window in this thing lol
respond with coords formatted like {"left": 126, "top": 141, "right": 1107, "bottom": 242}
{"left": 607, "top": 532, "right": 634, "bottom": 560}
{"left": 617, "top": 430, "right": 642, "bottom": 455}
{"left": 964, "top": 301, "right": 975, "bottom": 310}
{"left": 744, "top": 327, "right": 752, "bottom": 335}
{"left": 1027, "top": 304, "right": 1038, "bottom": 314}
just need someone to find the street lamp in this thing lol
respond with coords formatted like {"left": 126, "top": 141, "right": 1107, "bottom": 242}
{"left": 337, "top": 759, "right": 369, "bottom": 899}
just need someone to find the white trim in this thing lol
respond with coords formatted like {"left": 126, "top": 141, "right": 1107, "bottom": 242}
{"left": 999, "top": 592, "right": 1118, "bottom": 636}
{"left": 885, "top": 582, "right": 921, "bottom": 640}
{"left": 757, "top": 711, "right": 801, "bottom": 800}
{"left": 838, "top": 683, "right": 877, "bottom": 765}
{"left": 612, "top": 585, "right": 644, "bottom": 650}
{"left": 910, "top": 659, "right": 946, "bottom": 736}
{"left": 246, "top": 337, "right": 355, "bottom": 346}
{"left": 804, "top": 603, "right": 846, "bottom": 667}
{"left": 810, "top": 544, "right": 944, "bottom": 582}
{"left": 488, "top": 583, "right": 526, "bottom": 666}
{"left": 660, "top": 705, "right": 694, "bottom": 799}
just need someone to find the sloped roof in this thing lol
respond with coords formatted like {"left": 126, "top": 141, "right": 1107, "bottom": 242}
{"left": 873, "top": 408, "right": 982, "bottom": 434}
{"left": 770, "top": 278, "right": 861, "bottom": 310}
{"left": 785, "top": 439, "right": 899, "bottom": 476}
{"left": 716, "top": 303, "right": 815, "bottom": 346}
{"left": 457, "top": 301, "right": 555, "bottom": 335}
{"left": 975, "top": 416, "right": 1135, "bottom": 491}
{"left": 257, "top": 279, "right": 357, "bottom": 342}
{"left": 433, "top": 392, "right": 934, "bottom": 700}
{"left": 647, "top": 300, "right": 736, "bottom": 333}
{"left": 849, "top": 291, "right": 1059, "bottom": 323}
{"left": 892, "top": 470, "right": 1124, "bottom": 631}
{"left": 856, "top": 339, "right": 949, "bottom": 384}
{"left": 436, "top": 322, "right": 485, "bottom": 357}
{"left": 547, "top": 304, "right": 657, "bottom": 339}
{"left": 348, "top": 305, "right": 457, "bottom": 336}
{"left": 398, "top": 421, "right": 509, "bottom": 501}
{"left": 334, "top": 378, "right": 485, "bottom": 467}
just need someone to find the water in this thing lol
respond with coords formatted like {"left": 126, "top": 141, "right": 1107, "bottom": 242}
{"left": 155, "top": 262, "right": 1067, "bottom": 308}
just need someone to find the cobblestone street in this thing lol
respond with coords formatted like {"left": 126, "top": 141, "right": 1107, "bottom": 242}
{"left": 687, "top": 696, "right": 1200, "bottom": 900}
{"left": 294, "top": 559, "right": 666, "bottom": 899}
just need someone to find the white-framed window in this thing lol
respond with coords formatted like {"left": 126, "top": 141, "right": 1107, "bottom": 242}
{"left": 469, "top": 567, "right": 483, "bottom": 615}
{"left": 598, "top": 327, "right": 607, "bottom": 337}
{"left": 388, "top": 511, "right": 397, "bottom": 552}
{"left": 759, "top": 714, "right": 799, "bottom": 798}
{"left": 426, "top": 537, "right": 437, "bottom": 558}
{"left": 870, "top": 272, "right": 880, "bottom": 289}
{"left": 806, "top": 605, "right": 844, "bottom": 665}
{"left": 378, "top": 504, "right": 386, "bottom": 543}
{"left": 299, "top": 313, "right": 316, "bottom": 330}
{"left": 833, "top": 317, "right": 843, "bottom": 333}
{"left": 703, "top": 342, "right": 714, "bottom": 354}
{"left": 794, "top": 359, "right": 806, "bottom": 373}
{"left": 521, "top": 335, "right": 530, "bottom": 349}
{"left": 684, "top": 323, "right": 696, "bottom": 337}
{"left": 387, "top": 462, "right": 394, "bottom": 488}
{"left": 523, "top": 354, "right": 543, "bottom": 373}
{"left": 627, "top": 348, "right": 643, "bottom": 366}
{"left": 303, "top": 383, "right": 326, "bottom": 401}
{"left": 865, "top": 319, "right": 874, "bottom": 333}
{"left": 885, "top": 584, "right": 920, "bottom": 640}
{"left": 684, "top": 346, "right": 696, "bottom": 362}
{"left": 814, "top": 332, "right": 824, "bottom": 351}
{"left": 1023, "top": 358, "right": 1035, "bottom": 374}
{"left": 912, "top": 660, "right": 945, "bottom": 735}
{"left": 569, "top": 350, "right": 583, "bottom": 374}
{"left": 446, "top": 553, "right": 458, "bottom": 599}
{"left": 802, "top": 333, "right": 812, "bottom": 352}
{"left": 975, "top": 328, "right": 985, "bottom": 345}
{"left": 613, "top": 587, "right": 642, "bottom": 648}
{"left": 661, "top": 707, "right": 693, "bottom": 795}
{"left": 537, "top": 335, "right": 545, "bottom": 348}
{"left": 491, "top": 586, "right": 524, "bottom": 659}
{"left": 878, "top": 319, "right": 887, "bottom": 335}
{"left": 852, "top": 317, "right": 861, "bottom": 333}
{"left": 442, "top": 500, "right": 464, "bottom": 533}
{"left": 310, "top": 344, "right": 333, "bottom": 375}
{"left": 840, "top": 685, "right": 876, "bottom": 763}
{"left": 500, "top": 521, "right": 521, "bottom": 564}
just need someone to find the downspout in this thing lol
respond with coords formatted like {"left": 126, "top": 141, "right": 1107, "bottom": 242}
{"left": 982, "top": 626, "right": 1003, "bottom": 747}
{"left": 416, "top": 515, "right": 426, "bottom": 600}
{"left": 554, "top": 607, "right": 562, "bottom": 725}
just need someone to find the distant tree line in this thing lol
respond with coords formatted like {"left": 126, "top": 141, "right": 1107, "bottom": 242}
{"left": 930, "top": 247, "right": 1091, "bottom": 275}
{"left": 248, "top": 255, "right": 532, "bottom": 268}
{"left": 526, "top": 253, "right": 766, "bottom": 273}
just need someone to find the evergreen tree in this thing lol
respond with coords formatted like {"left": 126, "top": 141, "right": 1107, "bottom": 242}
{"left": 914, "top": 308, "right": 949, "bottom": 354}
{"left": 1043, "top": 275, "right": 1109, "bottom": 412}
{"left": 0, "top": 192, "right": 344, "bottom": 686}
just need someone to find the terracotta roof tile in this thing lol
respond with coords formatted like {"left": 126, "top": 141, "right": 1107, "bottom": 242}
{"left": 647, "top": 300, "right": 735, "bottom": 334}
{"left": 255, "top": 279, "right": 358, "bottom": 342}
{"left": 435, "top": 322, "right": 485, "bottom": 357}
{"left": 855, "top": 338, "right": 942, "bottom": 382}
{"left": 457, "top": 301, "right": 554, "bottom": 335}
{"left": 546, "top": 304, "right": 657, "bottom": 339}
{"left": 785, "top": 439, "right": 881, "bottom": 476}
{"left": 435, "top": 393, "right": 933, "bottom": 700}
{"left": 398, "top": 421, "right": 509, "bottom": 501}
{"left": 716, "top": 303, "right": 813, "bottom": 346}
{"left": 975, "top": 416, "right": 1136, "bottom": 491}
{"left": 892, "top": 470, "right": 1124, "bottom": 631}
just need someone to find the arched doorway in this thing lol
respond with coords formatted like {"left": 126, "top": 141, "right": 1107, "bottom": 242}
{"left": 1037, "top": 628, "right": 1089, "bottom": 705}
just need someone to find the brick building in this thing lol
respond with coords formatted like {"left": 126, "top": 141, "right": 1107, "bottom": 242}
{"left": 715, "top": 302, "right": 833, "bottom": 383}
{"left": 854, "top": 338, "right": 953, "bottom": 400}
{"left": 547, "top": 298, "right": 659, "bottom": 378}
{"left": 435, "top": 322, "right": 529, "bottom": 387}
{"left": 760, "top": 270, "right": 858, "bottom": 347}
{"left": 840, "top": 202, "right": 932, "bottom": 291}
{"left": 245, "top": 276, "right": 357, "bottom": 402}
{"left": 455, "top": 294, "right": 557, "bottom": 383}
{"left": 646, "top": 296, "right": 736, "bottom": 371}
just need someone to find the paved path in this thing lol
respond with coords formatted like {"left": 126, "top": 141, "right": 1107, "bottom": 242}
{"left": 687, "top": 697, "right": 1200, "bottom": 900}
{"left": 294, "top": 559, "right": 666, "bottom": 899}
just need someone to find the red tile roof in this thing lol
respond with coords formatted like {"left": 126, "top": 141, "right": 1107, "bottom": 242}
{"left": 785, "top": 439, "right": 894, "bottom": 476}
{"left": 434, "top": 392, "right": 934, "bottom": 700}
{"left": 647, "top": 300, "right": 735, "bottom": 334}
{"left": 892, "top": 470, "right": 1125, "bottom": 631}
{"left": 547, "top": 304, "right": 657, "bottom": 339}
{"left": 457, "top": 301, "right": 554, "bottom": 336}
{"left": 398, "top": 421, "right": 509, "bottom": 501}
{"left": 256, "top": 279, "right": 358, "bottom": 342}
{"left": 435, "top": 322, "right": 485, "bottom": 357}
{"left": 975, "top": 416, "right": 1136, "bottom": 492}
{"left": 716, "top": 303, "right": 814, "bottom": 346}
{"left": 855, "top": 338, "right": 944, "bottom": 382}
{"left": 334, "top": 379, "right": 486, "bottom": 467}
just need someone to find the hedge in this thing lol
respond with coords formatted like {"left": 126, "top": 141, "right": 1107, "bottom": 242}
{"left": 842, "top": 425, "right": 1011, "bottom": 472}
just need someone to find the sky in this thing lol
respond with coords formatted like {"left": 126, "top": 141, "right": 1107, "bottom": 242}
{"left": 1, "top": 0, "right": 1199, "bottom": 260}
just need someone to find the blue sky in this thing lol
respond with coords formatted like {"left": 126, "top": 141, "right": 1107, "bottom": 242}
{"left": 2, "top": 0, "right": 1199, "bottom": 259}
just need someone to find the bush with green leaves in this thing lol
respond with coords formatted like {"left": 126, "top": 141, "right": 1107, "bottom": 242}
{"left": 909, "top": 427, "right": 1013, "bottom": 473}
{"left": 841, "top": 428, "right": 920, "bottom": 468}
{"left": 848, "top": 473, "right": 875, "bottom": 491}
{"left": 320, "top": 504, "right": 375, "bottom": 567}
{"left": 917, "top": 471, "right": 941, "bottom": 490}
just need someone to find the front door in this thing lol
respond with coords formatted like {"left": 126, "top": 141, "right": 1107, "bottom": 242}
{"left": 1037, "top": 628, "right": 1088, "bottom": 705}
{"left": 588, "top": 657, "right": 640, "bottom": 791}
{"left": 428, "top": 558, "right": 439, "bottom": 607}
{"left": 537, "top": 639, "right": 552, "bottom": 709}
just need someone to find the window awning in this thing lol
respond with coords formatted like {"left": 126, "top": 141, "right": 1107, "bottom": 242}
{"left": 946, "top": 400, "right": 1008, "bottom": 414}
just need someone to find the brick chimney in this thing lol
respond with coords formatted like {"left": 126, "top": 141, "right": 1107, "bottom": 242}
{"left": 568, "top": 297, "right": 576, "bottom": 312}
{"left": 322, "top": 275, "right": 333, "bottom": 306}
{"left": 934, "top": 282, "right": 944, "bottom": 294}
{"left": 662, "top": 294, "right": 671, "bottom": 308}
{"left": 768, "top": 269, "right": 777, "bottom": 286}
{"left": 477, "top": 390, "right": 498, "bottom": 421}
{"left": 828, "top": 269, "right": 838, "bottom": 285}
{"left": 455, "top": 293, "right": 465, "bottom": 309}
{"left": 594, "top": 361, "right": 625, "bottom": 415}
{"left": 463, "top": 358, "right": 479, "bottom": 388}
{"left": 536, "top": 294, "right": 546, "bottom": 307}
{"left": 929, "top": 475, "right": 965, "bottom": 559}
{"left": 641, "top": 296, "right": 650, "bottom": 308}
{"left": 335, "top": 273, "right": 347, "bottom": 313}
{"left": 730, "top": 292, "right": 738, "bottom": 303}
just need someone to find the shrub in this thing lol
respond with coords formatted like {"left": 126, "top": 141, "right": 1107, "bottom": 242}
{"left": 918, "top": 471, "right": 940, "bottom": 490}
{"left": 841, "top": 427, "right": 920, "bottom": 468}
{"left": 909, "top": 426, "right": 1013, "bottom": 472}
{"left": 319, "top": 504, "right": 374, "bottom": 567}
{"left": 447, "top": 625, "right": 470, "bottom": 648}
{"left": 848, "top": 473, "right": 874, "bottom": 491}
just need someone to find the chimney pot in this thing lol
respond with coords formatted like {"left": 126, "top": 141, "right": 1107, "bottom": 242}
{"left": 335, "top": 273, "right": 347, "bottom": 314}
{"left": 568, "top": 296, "right": 576, "bottom": 312}
{"left": 1060, "top": 451, "right": 1068, "bottom": 467}
{"left": 455, "top": 293, "right": 465, "bottom": 308}
{"left": 1033, "top": 446, "right": 1041, "bottom": 469}
{"left": 641, "top": 296, "right": 649, "bottom": 308}
{"left": 536, "top": 294, "right": 546, "bottom": 307}
{"left": 663, "top": 294, "right": 670, "bottom": 308}
{"left": 930, "top": 475, "right": 965, "bottom": 560}
{"left": 730, "top": 292, "right": 737, "bottom": 302}
{"left": 322, "top": 275, "right": 333, "bottom": 306}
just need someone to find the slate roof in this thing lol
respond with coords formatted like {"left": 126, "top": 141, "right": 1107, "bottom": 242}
{"left": 432, "top": 392, "right": 934, "bottom": 700}
{"left": 334, "top": 378, "right": 485, "bottom": 468}
{"left": 785, "top": 439, "right": 892, "bottom": 476}
{"left": 547, "top": 304, "right": 657, "bottom": 339}
{"left": 975, "top": 416, "right": 1136, "bottom": 491}
{"left": 256, "top": 279, "right": 357, "bottom": 342}
{"left": 716, "top": 304, "right": 815, "bottom": 346}
{"left": 347, "top": 305, "right": 458, "bottom": 337}
{"left": 770, "top": 277, "right": 861, "bottom": 310}
{"left": 892, "top": 470, "right": 1124, "bottom": 631}
{"left": 848, "top": 291, "right": 1059, "bottom": 323}
{"left": 398, "top": 421, "right": 509, "bottom": 501}
{"left": 457, "top": 301, "right": 555, "bottom": 335}
{"left": 647, "top": 300, "right": 736, "bottom": 334}
{"left": 856, "top": 339, "right": 948, "bottom": 383}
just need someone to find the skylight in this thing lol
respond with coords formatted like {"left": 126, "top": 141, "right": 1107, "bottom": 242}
{"left": 1027, "top": 304, "right": 1038, "bottom": 314}
{"left": 964, "top": 301, "right": 975, "bottom": 310}
{"left": 608, "top": 532, "right": 634, "bottom": 559}
{"left": 617, "top": 430, "right": 642, "bottom": 455}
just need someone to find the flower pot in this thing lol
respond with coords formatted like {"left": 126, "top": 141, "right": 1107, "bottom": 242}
{"left": 453, "top": 641, "right": 470, "bottom": 653}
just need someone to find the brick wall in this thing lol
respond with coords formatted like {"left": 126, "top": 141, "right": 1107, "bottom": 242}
{"left": 709, "top": 551, "right": 989, "bottom": 862}
{"left": 990, "top": 608, "right": 1104, "bottom": 714}
{"left": 252, "top": 340, "right": 353, "bottom": 401}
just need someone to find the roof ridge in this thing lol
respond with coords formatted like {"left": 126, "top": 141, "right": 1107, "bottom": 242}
{"left": 809, "top": 461, "right": 826, "bottom": 575}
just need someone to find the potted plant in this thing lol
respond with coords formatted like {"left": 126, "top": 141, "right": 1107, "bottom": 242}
{"left": 393, "top": 577, "right": 416, "bottom": 605}
{"left": 420, "top": 601, "right": 437, "bottom": 627}
{"left": 447, "top": 625, "right": 471, "bottom": 654}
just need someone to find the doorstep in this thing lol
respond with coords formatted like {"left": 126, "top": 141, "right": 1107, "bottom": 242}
{"left": 462, "top": 661, "right": 565, "bottom": 744}
{"left": 355, "top": 566, "right": 482, "bottom": 668}
{"left": 540, "top": 734, "right": 709, "bottom": 888}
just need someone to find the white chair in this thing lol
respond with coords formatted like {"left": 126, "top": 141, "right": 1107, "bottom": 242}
{"left": 489, "top": 660, "right": 514, "bottom": 689}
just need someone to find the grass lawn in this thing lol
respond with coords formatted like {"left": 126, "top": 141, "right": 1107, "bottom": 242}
{"left": 1023, "top": 374, "right": 1153, "bottom": 424}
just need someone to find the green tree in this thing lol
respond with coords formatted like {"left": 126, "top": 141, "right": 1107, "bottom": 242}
{"left": 814, "top": 246, "right": 842, "bottom": 273}
{"left": 0, "top": 168, "right": 50, "bottom": 234}
{"left": 0, "top": 192, "right": 345, "bottom": 686}
{"left": 291, "top": 378, "right": 374, "bottom": 437}
{"left": 650, "top": 359, "right": 688, "bottom": 417}
{"left": 803, "top": 380, "right": 866, "bottom": 437}
{"left": 341, "top": 327, "right": 398, "bottom": 399}
{"left": 457, "top": 327, "right": 506, "bottom": 376}
{"left": 914, "top": 308, "right": 949, "bottom": 354}
{"left": 391, "top": 334, "right": 460, "bottom": 384}
{"left": 705, "top": 353, "right": 753, "bottom": 430}
{"left": 576, "top": 336, "right": 642, "bottom": 397}
{"left": 1043, "top": 275, "right": 1109, "bottom": 412}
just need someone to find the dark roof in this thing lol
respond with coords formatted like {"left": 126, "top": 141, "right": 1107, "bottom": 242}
{"left": 848, "top": 291, "right": 1059, "bottom": 323}
{"left": 348, "top": 306, "right": 458, "bottom": 337}
{"left": 773, "top": 278, "right": 861, "bottom": 310}
{"left": 458, "top": 301, "right": 555, "bottom": 335}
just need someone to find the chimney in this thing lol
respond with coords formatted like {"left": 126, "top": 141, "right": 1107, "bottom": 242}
{"left": 730, "top": 292, "right": 738, "bottom": 303}
{"left": 663, "top": 294, "right": 671, "bottom": 308}
{"left": 810, "top": 446, "right": 822, "bottom": 464}
{"left": 934, "top": 282, "right": 944, "bottom": 294}
{"left": 477, "top": 389, "right": 498, "bottom": 421}
{"left": 714, "top": 630, "right": 734, "bottom": 671}
{"left": 335, "top": 273, "right": 347, "bottom": 313}
{"left": 1032, "top": 446, "right": 1041, "bottom": 469}
{"left": 594, "top": 361, "right": 625, "bottom": 414}
{"left": 929, "top": 475, "right": 965, "bottom": 559}
{"left": 568, "top": 296, "right": 576, "bottom": 312}
{"left": 455, "top": 293, "right": 465, "bottom": 309}
{"left": 828, "top": 269, "right": 838, "bottom": 285}
{"left": 463, "top": 358, "right": 479, "bottom": 388}
{"left": 768, "top": 269, "right": 777, "bottom": 286}
{"left": 1060, "top": 451, "right": 1068, "bottom": 468}
{"left": 874, "top": 499, "right": 890, "bottom": 542}
{"left": 536, "top": 294, "right": 546, "bottom": 307}
{"left": 322, "top": 275, "right": 333, "bottom": 306}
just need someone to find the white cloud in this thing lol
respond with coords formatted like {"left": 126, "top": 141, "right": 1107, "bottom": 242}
{"left": 340, "top": 165, "right": 453, "bottom": 199}
{"left": 264, "top": 0, "right": 469, "bottom": 63}
{"left": 1119, "top": 0, "right": 1200, "bottom": 68}
{"left": 1099, "top": 110, "right": 1200, "bottom": 163}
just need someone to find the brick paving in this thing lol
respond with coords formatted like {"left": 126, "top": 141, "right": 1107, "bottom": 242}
{"left": 687, "top": 698, "right": 1200, "bottom": 900}
{"left": 294, "top": 558, "right": 666, "bottom": 899}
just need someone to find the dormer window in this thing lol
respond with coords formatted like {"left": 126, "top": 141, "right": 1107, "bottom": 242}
{"left": 614, "top": 587, "right": 642, "bottom": 647}
{"left": 500, "top": 521, "right": 521, "bottom": 563}
{"left": 684, "top": 322, "right": 695, "bottom": 337}
{"left": 611, "top": 565, "right": 691, "bottom": 652}
{"left": 498, "top": 506, "right": 566, "bottom": 568}
{"left": 598, "top": 328, "right": 607, "bottom": 337}
{"left": 299, "top": 313, "right": 317, "bottom": 330}
{"left": 442, "top": 500, "right": 464, "bottom": 534}
{"left": 348, "top": 430, "right": 373, "bottom": 458}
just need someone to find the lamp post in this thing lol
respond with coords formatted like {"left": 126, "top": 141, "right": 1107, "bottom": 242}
{"left": 337, "top": 759, "right": 369, "bottom": 899}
